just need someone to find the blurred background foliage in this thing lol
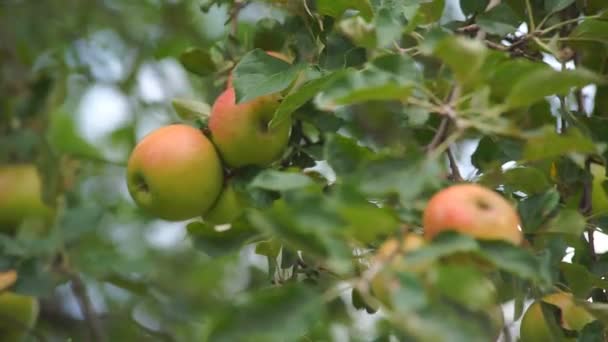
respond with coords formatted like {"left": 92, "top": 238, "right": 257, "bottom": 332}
{"left": 1, "top": 0, "right": 608, "bottom": 341}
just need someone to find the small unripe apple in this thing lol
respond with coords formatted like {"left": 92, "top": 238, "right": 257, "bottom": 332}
{"left": 423, "top": 184, "right": 522, "bottom": 245}
{"left": 209, "top": 87, "right": 292, "bottom": 168}
{"left": 520, "top": 291, "right": 595, "bottom": 342}
{"left": 0, "top": 291, "right": 39, "bottom": 342}
{"left": 0, "top": 164, "right": 50, "bottom": 230}
{"left": 204, "top": 183, "right": 245, "bottom": 225}
{"left": 126, "top": 124, "right": 224, "bottom": 221}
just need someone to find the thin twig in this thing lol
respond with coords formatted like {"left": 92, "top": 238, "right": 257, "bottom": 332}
{"left": 525, "top": 0, "right": 536, "bottom": 31}
{"left": 446, "top": 148, "right": 464, "bottom": 182}
{"left": 426, "top": 117, "right": 451, "bottom": 153}
{"left": 69, "top": 273, "right": 106, "bottom": 342}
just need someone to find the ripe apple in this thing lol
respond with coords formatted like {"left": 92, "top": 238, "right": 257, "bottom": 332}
{"left": 0, "top": 291, "right": 39, "bottom": 342}
{"left": 0, "top": 164, "right": 50, "bottom": 230}
{"left": 209, "top": 86, "right": 292, "bottom": 168}
{"left": 520, "top": 291, "right": 595, "bottom": 342}
{"left": 423, "top": 184, "right": 523, "bottom": 245}
{"left": 126, "top": 124, "right": 224, "bottom": 221}
{"left": 204, "top": 182, "right": 245, "bottom": 225}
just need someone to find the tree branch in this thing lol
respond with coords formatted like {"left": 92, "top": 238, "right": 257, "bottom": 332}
{"left": 446, "top": 148, "right": 464, "bottom": 182}
{"left": 69, "top": 273, "right": 106, "bottom": 342}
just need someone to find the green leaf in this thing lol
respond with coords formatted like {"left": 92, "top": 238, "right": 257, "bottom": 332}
{"left": 187, "top": 221, "right": 256, "bottom": 257}
{"left": 405, "top": 233, "right": 480, "bottom": 266}
{"left": 179, "top": 47, "right": 216, "bottom": 76}
{"left": 460, "top": 0, "right": 490, "bottom": 16}
{"left": 560, "top": 262, "right": 595, "bottom": 297}
{"left": 477, "top": 3, "right": 522, "bottom": 36}
{"left": 432, "top": 264, "right": 497, "bottom": 311}
{"left": 545, "top": 209, "right": 586, "bottom": 236}
{"left": 483, "top": 167, "right": 551, "bottom": 195}
{"left": 233, "top": 49, "right": 304, "bottom": 103}
{"left": 544, "top": 0, "right": 575, "bottom": 12}
{"left": 518, "top": 188, "right": 561, "bottom": 234}
{"left": 571, "top": 19, "right": 608, "bottom": 44}
{"left": 506, "top": 67, "right": 602, "bottom": 109}
{"left": 434, "top": 36, "right": 488, "bottom": 85}
{"left": 317, "top": 54, "right": 419, "bottom": 107}
{"left": 249, "top": 170, "right": 314, "bottom": 192}
{"left": 316, "top": 0, "right": 373, "bottom": 21}
{"left": 478, "top": 241, "right": 551, "bottom": 285}
{"left": 269, "top": 70, "right": 344, "bottom": 129}
{"left": 523, "top": 126, "right": 598, "bottom": 161}
{"left": 208, "top": 284, "right": 325, "bottom": 342}
{"left": 171, "top": 98, "right": 210, "bottom": 121}
{"left": 324, "top": 134, "right": 374, "bottom": 176}
{"left": 375, "top": 6, "right": 403, "bottom": 48}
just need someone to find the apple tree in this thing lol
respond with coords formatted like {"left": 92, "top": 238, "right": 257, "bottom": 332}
{"left": 1, "top": 0, "right": 608, "bottom": 341}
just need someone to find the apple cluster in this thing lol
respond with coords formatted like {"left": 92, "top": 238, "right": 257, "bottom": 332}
{"left": 126, "top": 51, "right": 293, "bottom": 224}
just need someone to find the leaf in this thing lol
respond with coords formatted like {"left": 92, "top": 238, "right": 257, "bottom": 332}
{"left": 544, "top": 0, "right": 576, "bottom": 13}
{"left": 432, "top": 264, "right": 497, "bottom": 311}
{"left": 316, "top": 0, "right": 373, "bottom": 21}
{"left": 208, "top": 284, "right": 325, "bottom": 342}
{"left": 171, "top": 98, "right": 210, "bottom": 121}
{"left": 187, "top": 221, "right": 256, "bottom": 258}
{"left": 324, "top": 134, "right": 374, "bottom": 176}
{"left": 545, "top": 209, "right": 586, "bottom": 236}
{"left": 405, "top": 233, "right": 480, "bottom": 266}
{"left": 233, "top": 49, "right": 304, "bottom": 103}
{"left": 460, "top": 0, "right": 490, "bottom": 16}
{"left": 179, "top": 47, "right": 216, "bottom": 76}
{"left": 524, "top": 126, "right": 598, "bottom": 161}
{"left": 269, "top": 70, "right": 344, "bottom": 129}
{"left": 518, "top": 188, "right": 561, "bottom": 234}
{"left": 477, "top": 3, "right": 522, "bottom": 36}
{"left": 375, "top": 6, "right": 403, "bottom": 48}
{"left": 571, "top": 19, "right": 608, "bottom": 44}
{"left": 249, "top": 170, "right": 314, "bottom": 192}
{"left": 317, "top": 54, "right": 420, "bottom": 107}
{"left": 478, "top": 241, "right": 551, "bottom": 285}
{"left": 434, "top": 36, "right": 488, "bottom": 85}
{"left": 506, "top": 67, "right": 602, "bottom": 109}
{"left": 560, "top": 262, "right": 596, "bottom": 297}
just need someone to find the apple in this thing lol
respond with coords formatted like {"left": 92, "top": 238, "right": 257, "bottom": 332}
{"left": 209, "top": 86, "right": 292, "bottom": 168}
{"left": 126, "top": 124, "right": 224, "bottom": 221}
{"left": 0, "top": 164, "right": 50, "bottom": 230}
{"left": 520, "top": 291, "right": 595, "bottom": 342}
{"left": 423, "top": 184, "right": 523, "bottom": 245}
{"left": 0, "top": 292, "right": 39, "bottom": 342}
{"left": 204, "top": 182, "right": 245, "bottom": 225}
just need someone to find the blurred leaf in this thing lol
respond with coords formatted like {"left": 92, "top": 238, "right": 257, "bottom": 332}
{"left": 571, "top": 19, "right": 608, "bottom": 44}
{"left": 207, "top": 284, "right": 325, "bottom": 342}
{"left": 471, "top": 136, "right": 524, "bottom": 171}
{"left": 524, "top": 126, "right": 598, "bottom": 161}
{"left": 545, "top": 209, "right": 586, "bottom": 236}
{"left": 477, "top": 3, "right": 522, "bottom": 36}
{"left": 578, "top": 320, "right": 604, "bottom": 342}
{"left": 506, "top": 67, "right": 602, "bottom": 108}
{"left": 478, "top": 240, "right": 551, "bottom": 285}
{"left": 432, "top": 264, "right": 496, "bottom": 311}
{"left": 434, "top": 36, "right": 487, "bottom": 85}
{"left": 233, "top": 49, "right": 305, "bottom": 103}
{"left": 460, "top": 0, "right": 490, "bottom": 16}
{"left": 171, "top": 98, "right": 211, "bottom": 121}
{"left": 324, "top": 134, "right": 374, "bottom": 176}
{"left": 179, "top": 47, "right": 217, "bottom": 76}
{"left": 250, "top": 170, "right": 314, "bottom": 192}
{"left": 187, "top": 221, "right": 256, "bottom": 257}
{"left": 518, "top": 188, "right": 561, "bottom": 234}
{"left": 318, "top": 54, "right": 420, "bottom": 107}
{"left": 316, "top": 0, "right": 373, "bottom": 21}
{"left": 544, "top": 0, "right": 576, "bottom": 12}
{"left": 270, "top": 70, "right": 344, "bottom": 129}
{"left": 560, "top": 262, "right": 595, "bottom": 297}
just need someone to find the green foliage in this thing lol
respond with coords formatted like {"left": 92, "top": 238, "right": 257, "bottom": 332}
{"left": 2, "top": 0, "right": 608, "bottom": 340}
